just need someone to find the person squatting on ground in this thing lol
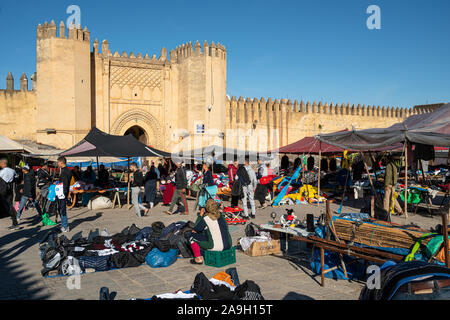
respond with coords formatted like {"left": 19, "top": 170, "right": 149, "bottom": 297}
{"left": 0, "top": 157, "right": 20, "bottom": 230}
{"left": 57, "top": 156, "right": 73, "bottom": 232}
{"left": 189, "top": 198, "right": 233, "bottom": 265}
{"left": 166, "top": 161, "right": 188, "bottom": 215}
{"left": 130, "top": 162, "right": 149, "bottom": 217}
{"left": 16, "top": 165, "right": 43, "bottom": 223}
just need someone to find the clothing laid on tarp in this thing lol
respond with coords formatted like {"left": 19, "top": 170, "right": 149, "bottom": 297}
{"left": 39, "top": 221, "right": 195, "bottom": 277}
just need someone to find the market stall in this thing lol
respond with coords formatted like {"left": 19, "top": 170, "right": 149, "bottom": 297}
{"left": 316, "top": 103, "right": 450, "bottom": 217}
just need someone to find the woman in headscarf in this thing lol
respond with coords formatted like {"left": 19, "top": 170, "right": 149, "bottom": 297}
{"left": 189, "top": 199, "right": 232, "bottom": 265}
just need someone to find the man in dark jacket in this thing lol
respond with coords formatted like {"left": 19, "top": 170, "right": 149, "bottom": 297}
{"left": 130, "top": 162, "right": 149, "bottom": 217}
{"left": 57, "top": 156, "right": 72, "bottom": 232}
{"left": 0, "top": 157, "right": 20, "bottom": 230}
{"left": 37, "top": 162, "right": 51, "bottom": 188}
{"left": 36, "top": 162, "right": 51, "bottom": 204}
{"left": 16, "top": 165, "right": 43, "bottom": 223}
{"left": 166, "top": 161, "right": 188, "bottom": 215}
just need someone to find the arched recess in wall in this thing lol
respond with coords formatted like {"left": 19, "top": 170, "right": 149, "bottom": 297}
{"left": 110, "top": 109, "right": 164, "bottom": 150}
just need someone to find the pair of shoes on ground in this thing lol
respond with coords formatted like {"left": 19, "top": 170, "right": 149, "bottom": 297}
{"left": 60, "top": 226, "right": 70, "bottom": 233}
{"left": 241, "top": 214, "right": 256, "bottom": 219}
{"left": 137, "top": 209, "right": 150, "bottom": 217}
{"left": 8, "top": 225, "right": 20, "bottom": 230}
{"left": 190, "top": 258, "right": 203, "bottom": 265}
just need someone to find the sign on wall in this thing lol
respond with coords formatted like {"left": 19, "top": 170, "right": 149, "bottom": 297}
{"left": 195, "top": 122, "right": 205, "bottom": 134}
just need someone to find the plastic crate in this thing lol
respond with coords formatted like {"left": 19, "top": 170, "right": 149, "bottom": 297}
{"left": 203, "top": 247, "right": 236, "bottom": 268}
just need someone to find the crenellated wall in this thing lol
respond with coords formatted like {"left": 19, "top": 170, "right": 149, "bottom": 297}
{"left": 225, "top": 97, "right": 422, "bottom": 151}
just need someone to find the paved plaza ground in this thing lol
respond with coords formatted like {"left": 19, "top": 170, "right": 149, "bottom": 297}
{"left": 0, "top": 195, "right": 445, "bottom": 300}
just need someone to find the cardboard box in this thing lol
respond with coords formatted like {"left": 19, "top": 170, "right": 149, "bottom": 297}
{"left": 244, "top": 240, "right": 281, "bottom": 257}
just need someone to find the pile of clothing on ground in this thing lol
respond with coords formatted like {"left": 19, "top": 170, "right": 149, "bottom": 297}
{"left": 186, "top": 170, "right": 231, "bottom": 195}
{"left": 39, "top": 221, "right": 195, "bottom": 277}
{"left": 100, "top": 268, "right": 264, "bottom": 300}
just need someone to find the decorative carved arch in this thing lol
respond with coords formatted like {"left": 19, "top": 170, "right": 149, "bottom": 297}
{"left": 110, "top": 109, "right": 164, "bottom": 149}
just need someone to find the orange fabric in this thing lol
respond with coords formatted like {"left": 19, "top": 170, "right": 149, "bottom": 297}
{"left": 436, "top": 244, "right": 449, "bottom": 263}
{"left": 212, "top": 271, "right": 235, "bottom": 287}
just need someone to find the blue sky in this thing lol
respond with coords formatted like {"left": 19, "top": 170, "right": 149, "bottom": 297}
{"left": 0, "top": 0, "right": 449, "bottom": 108}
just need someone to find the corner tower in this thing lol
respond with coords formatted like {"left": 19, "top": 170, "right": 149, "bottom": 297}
{"left": 36, "top": 20, "right": 91, "bottom": 148}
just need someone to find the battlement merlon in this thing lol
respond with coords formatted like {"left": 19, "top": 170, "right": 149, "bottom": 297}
{"left": 95, "top": 40, "right": 225, "bottom": 65}
{"left": 37, "top": 20, "right": 90, "bottom": 42}
{"left": 169, "top": 40, "right": 227, "bottom": 63}
{"left": 226, "top": 96, "right": 427, "bottom": 119}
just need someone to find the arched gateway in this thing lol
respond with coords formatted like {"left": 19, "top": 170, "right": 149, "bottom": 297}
{"left": 110, "top": 110, "right": 164, "bottom": 149}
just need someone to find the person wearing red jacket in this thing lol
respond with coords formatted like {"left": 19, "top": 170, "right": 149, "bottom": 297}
{"left": 227, "top": 160, "right": 238, "bottom": 185}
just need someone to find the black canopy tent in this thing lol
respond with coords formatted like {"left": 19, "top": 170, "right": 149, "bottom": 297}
{"left": 59, "top": 127, "right": 171, "bottom": 209}
{"left": 60, "top": 127, "right": 170, "bottom": 158}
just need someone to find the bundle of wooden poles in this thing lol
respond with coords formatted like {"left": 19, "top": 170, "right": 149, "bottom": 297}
{"left": 333, "top": 218, "right": 430, "bottom": 249}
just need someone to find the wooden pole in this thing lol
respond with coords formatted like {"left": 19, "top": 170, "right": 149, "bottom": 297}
{"left": 443, "top": 211, "right": 449, "bottom": 268}
{"left": 360, "top": 151, "right": 381, "bottom": 206}
{"left": 370, "top": 195, "right": 375, "bottom": 218}
{"left": 320, "top": 246, "right": 325, "bottom": 287}
{"left": 317, "top": 141, "right": 322, "bottom": 208}
{"left": 404, "top": 141, "right": 408, "bottom": 219}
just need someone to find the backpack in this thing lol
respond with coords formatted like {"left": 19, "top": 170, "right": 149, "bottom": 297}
{"left": 245, "top": 222, "right": 261, "bottom": 237}
{"left": 233, "top": 280, "right": 265, "bottom": 300}
{"left": 0, "top": 178, "right": 12, "bottom": 197}
{"left": 237, "top": 166, "right": 250, "bottom": 187}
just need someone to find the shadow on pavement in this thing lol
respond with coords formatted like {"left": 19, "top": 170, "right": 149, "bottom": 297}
{"left": 282, "top": 291, "right": 315, "bottom": 300}
{"left": 0, "top": 209, "right": 102, "bottom": 300}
